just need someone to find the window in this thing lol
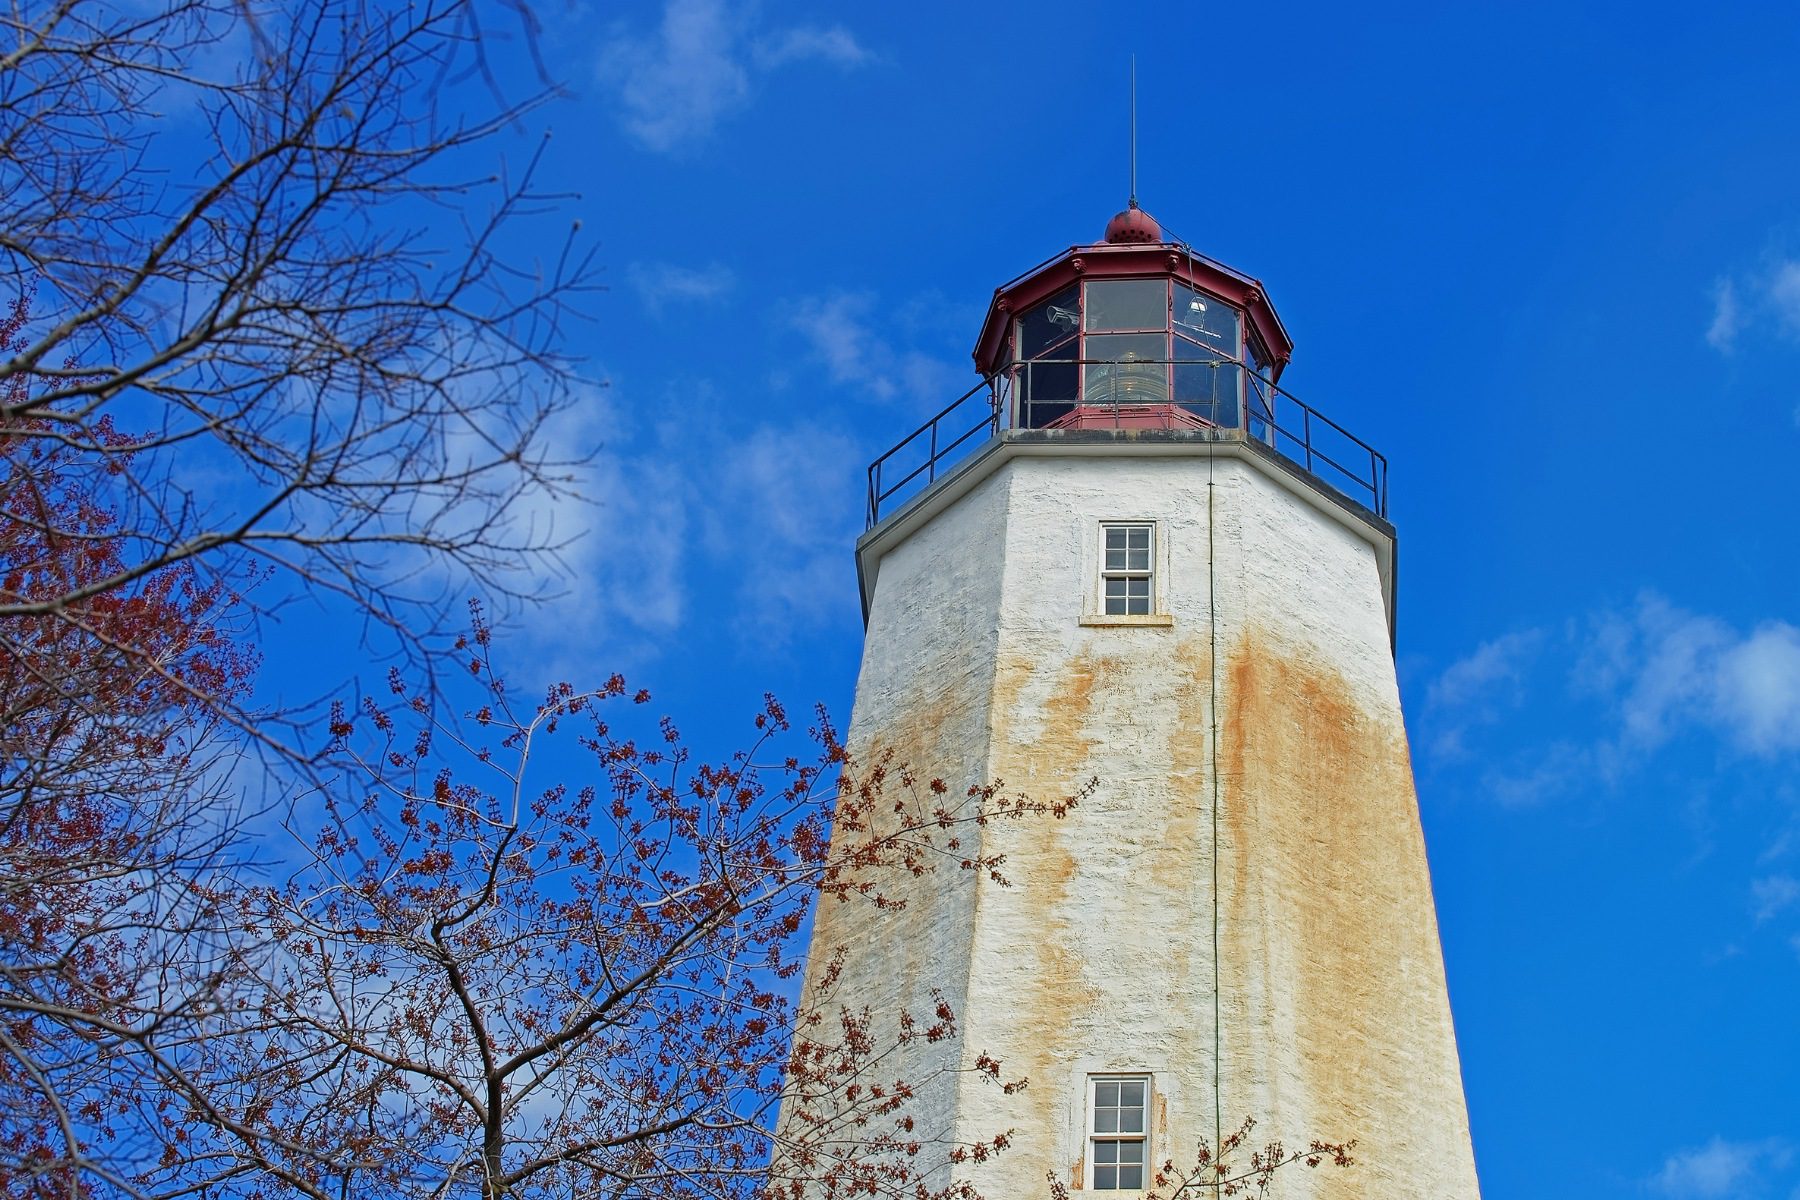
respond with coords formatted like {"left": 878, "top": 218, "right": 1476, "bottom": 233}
{"left": 1016, "top": 284, "right": 1080, "bottom": 427}
{"left": 1089, "top": 1076, "right": 1149, "bottom": 1190}
{"left": 1102, "top": 524, "right": 1153, "bottom": 616}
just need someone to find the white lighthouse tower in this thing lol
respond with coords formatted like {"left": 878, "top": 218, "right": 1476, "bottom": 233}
{"left": 793, "top": 206, "right": 1481, "bottom": 1199}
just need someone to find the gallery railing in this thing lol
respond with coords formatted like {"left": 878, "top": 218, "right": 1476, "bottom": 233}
{"left": 865, "top": 358, "right": 1389, "bottom": 527}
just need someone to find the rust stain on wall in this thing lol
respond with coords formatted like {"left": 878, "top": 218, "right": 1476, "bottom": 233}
{"left": 1219, "top": 628, "right": 1456, "bottom": 1196}
{"left": 984, "top": 646, "right": 1110, "bottom": 1166}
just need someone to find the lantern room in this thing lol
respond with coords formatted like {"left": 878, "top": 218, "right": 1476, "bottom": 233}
{"left": 864, "top": 205, "right": 1389, "bottom": 536}
{"left": 973, "top": 205, "right": 1294, "bottom": 434}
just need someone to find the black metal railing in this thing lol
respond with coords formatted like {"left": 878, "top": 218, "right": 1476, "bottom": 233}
{"left": 865, "top": 359, "right": 1389, "bottom": 527}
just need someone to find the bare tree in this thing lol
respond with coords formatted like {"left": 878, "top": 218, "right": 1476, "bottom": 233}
{"left": 2, "top": 1, "right": 594, "bottom": 1194}
{"left": 1048, "top": 1118, "right": 1355, "bottom": 1200}
{"left": 1, "top": 0, "right": 592, "bottom": 658}
{"left": 78, "top": 608, "right": 1072, "bottom": 1200}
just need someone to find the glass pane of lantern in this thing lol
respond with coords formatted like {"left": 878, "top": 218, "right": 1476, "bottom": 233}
{"left": 1083, "top": 334, "right": 1167, "bottom": 407}
{"left": 1085, "top": 278, "right": 1168, "bottom": 332}
{"left": 1175, "top": 335, "right": 1240, "bottom": 426}
{"left": 1245, "top": 332, "right": 1271, "bottom": 379}
{"left": 1018, "top": 358, "right": 1077, "bottom": 428}
{"left": 1018, "top": 284, "right": 1081, "bottom": 359}
{"left": 1175, "top": 283, "right": 1240, "bottom": 353}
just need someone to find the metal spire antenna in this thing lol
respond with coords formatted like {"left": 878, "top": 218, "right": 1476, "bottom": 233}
{"left": 1129, "top": 55, "right": 1138, "bottom": 208}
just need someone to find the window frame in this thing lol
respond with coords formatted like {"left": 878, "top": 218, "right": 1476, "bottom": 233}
{"left": 1087, "top": 1074, "right": 1152, "bottom": 1192}
{"left": 1010, "top": 277, "right": 1251, "bottom": 429}
{"left": 1099, "top": 521, "right": 1155, "bottom": 618}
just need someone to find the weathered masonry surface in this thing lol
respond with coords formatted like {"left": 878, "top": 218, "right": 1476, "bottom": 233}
{"left": 800, "top": 437, "right": 1480, "bottom": 1199}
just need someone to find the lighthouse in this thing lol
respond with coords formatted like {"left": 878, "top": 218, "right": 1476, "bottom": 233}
{"left": 791, "top": 206, "right": 1481, "bottom": 1199}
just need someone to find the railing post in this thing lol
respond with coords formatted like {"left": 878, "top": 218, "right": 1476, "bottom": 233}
{"left": 928, "top": 421, "right": 938, "bottom": 485}
{"left": 1303, "top": 407, "right": 1314, "bottom": 472}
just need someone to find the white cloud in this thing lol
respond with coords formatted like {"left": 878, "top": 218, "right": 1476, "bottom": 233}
{"left": 1429, "top": 598, "right": 1800, "bottom": 799}
{"left": 698, "top": 422, "right": 864, "bottom": 641}
{"left": 626, "top": 261, "right": 736, "bottom": 315}
{"left": 1480, "top": 740, "right": 1590, "bottom": 808}
{"left": 1706, "top": 278, "right": 1741, "bottom": 354}
{"left": 1590, "top": 596, "right": 1800, "bottom": 758}
{"left": 1770, "top": 260, "right": 1800, "bottom": 341}
{"left": 596, "top": 0, "right": 870, "bottom": 154}
{"left": 1751, "top": 874, "right": 1800, "bottom": 922}
{"left": 1428, "top": 630, "right": 1543, "bottom": 711}
{"left": 598, "top": 0, "right": 748, "bottom": 154}
{"left": 788, "top": 291, "right": 962, "bottom": 409}
{"left": 503, "top": 378, "right": 868, "bottom": 675}
{"left": 1717, "top": 625, "right": 1800, "bottom": 753}
{"left": 1653, "top": 1137, "right": 1792, "bottom": 1198}
{"left": 751, "top": 25, "right": 871, "bottom": 70}
{"left": 1421, "top": 630, "right": 1542, "bottom": 763}
{"left": 482, "top": 385, "right": 693, "bottom": 678}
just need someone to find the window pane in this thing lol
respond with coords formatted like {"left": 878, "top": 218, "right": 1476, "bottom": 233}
{"left": 1084, "top": 334, "right": 1168, "bottom": 406}
{"left": 1119, "top": 1080, "right": 1145, "bottom": 1106}
{"left": 1096, "top": 1165, "right": 1118, "bottom": 1190}
{"left": 1119, "top": 1106, "right": 1144, "bottom": 1133}
{"left": 1117, "top": 1140, "right": 1144, "bottom": 1165}
{"left": 1105, "top": 547, "right": 1126, "bottom": 571}
{"left": 1126, "top": 527, "right": 1149, "bottom": 551}
{"left": 1085, "top": 279, "right": 1167, "bottom": 332}
{"left": 1247, "top": 373, "right": 1275, "bottom": 444}
{"left": 1019, "top": 358, "right": 1078, "bottom": 428}
{"left": 1174, "top": 284, "right": 1240, "bottom": 352}
{"left": 1094, "top": 1140, "right": 1118, "bottom": 1164}
{"left": 1174, "top": 334, "right": 1241, "bottom": 425}
{"left": 1246, "top": 332, "right": 1271, "bottom": 377}
{"left": 1118, "top": 1163, "right": 1143, "bottom": 1189}
{"left": 1127, "top": 547, "right": 1149, "bottom": 572}
{"left": 1019, "top": 285, "right": 1081, "bottom": 358}
{"left": 1095, "top": 1080, "right": 1119, "bottom": 1107}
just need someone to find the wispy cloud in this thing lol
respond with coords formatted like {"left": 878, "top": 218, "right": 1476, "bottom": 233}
{"left": 1706, "top": 278, "right": 1741, "bottom": 354}
{"left": 1652, "top": 1136, "right": 1792, "bottom": 1198}
{"left": 503, "top": 375, "right": 868, "bottom": 676}
{"left": 696, "top": 421, "right": 864, "bottom": 643}
{"left": 751, "top": 25, "right": 870, "bottom": 70}
{"left": 596, "top": 0, "right": 870, "bottom": 154}
{"left": 1480, "top": 740, "right": 1592, "bottom": 808}
{"left": 1428, "top": 630, "right": 1543, "bottom": 711}
{"left": 1426, "top": 594, "right": 1800, "bottom": 805}
{"left": 788, "top": 291, "right": 963, "bottom": 409}
{"left": 1593, "top": 596, "right": 1800, "bottom": 758}
{"left": 1421, "top": 630, "right": 1543, "bottom": 762}
{"left": 627, "top": 261, "right": 737, "bottom": 315}
{"left": 1751, "top": 874, "right": 1800, "bottom": 922}
{"left": 1705, "top": 256, "right": 1800, "bottom": 355}
{"left": 1770, "top": 260, "right": 1800, "bottom": 340}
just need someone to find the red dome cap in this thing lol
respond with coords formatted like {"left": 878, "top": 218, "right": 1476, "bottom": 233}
{"left": 1103, "top": 205, "right": 1161, "bottom": 244}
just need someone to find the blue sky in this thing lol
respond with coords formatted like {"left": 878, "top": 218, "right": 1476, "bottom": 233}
{"left": 376, "top": 2, "right": 1800, "bottom": 1196}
